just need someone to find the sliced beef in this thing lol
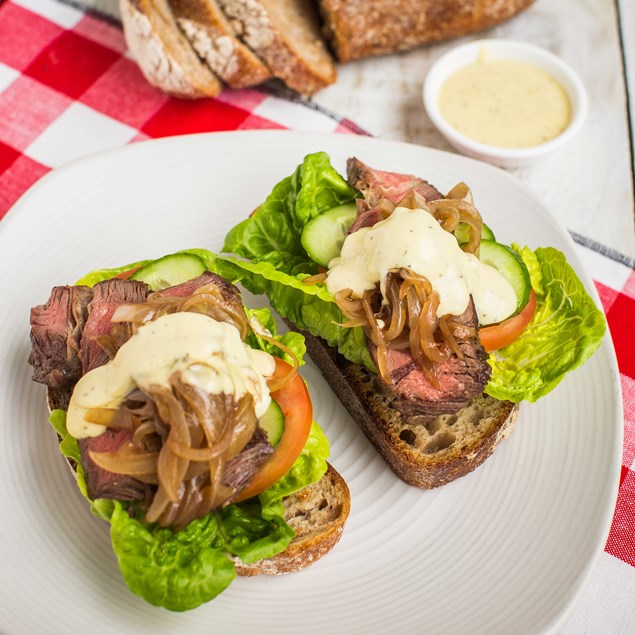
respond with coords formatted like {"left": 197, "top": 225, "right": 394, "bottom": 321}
{"left": 79, "top": 429, "right": 150, "bottom": 501}
{"left": 79, "top": 278, "right": 149, "bottom": 373}
{"left": 224, "top": 426, "right": 274, "bottom": 493}
{"left": 29, "top": 285, "right": 93, "bottom": 389}
{"left": 152, "top": 271, "right": 241, "bottom": 305}
{"left": 347, "top": 157, "right": 443, "bottom": 207}
{"left": 378, "top": 298, "right": 491, "bottom": 419}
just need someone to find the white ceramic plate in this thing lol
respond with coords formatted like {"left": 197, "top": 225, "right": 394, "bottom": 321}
{"left": 0, "top": 131, "right": 622, "bottom": 635}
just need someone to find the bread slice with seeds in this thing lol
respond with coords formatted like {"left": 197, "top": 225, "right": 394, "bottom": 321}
{"left": 169, "top": 0, "right": 272, "bottom": 88}
{"left": 234, "top": 463, "right": 350, "bottom": 575}
{"left": 299, "top": 328, "right": 519, "bottom": 489}
{"left": 217, "top": 0, "right": 337, "bottom": 95}
{"left": 120, "top": 0, "right": 223, "bottom": 98}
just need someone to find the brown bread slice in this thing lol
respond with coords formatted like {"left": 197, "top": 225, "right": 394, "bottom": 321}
{"left": 217, "top": 0, "right": 337, "bottom": 95}
{"left": 169, "top": 0, "right": 272, "bottom": 88}
{"left": 298, "top": 328, "right": 520, "bottom": 488}
{"left": 120, "top": 0, "right": 223, "bottom": 98}
{"left": 319, "top": 0, "right": 536, "bottom": 62}
{"left": 234, "top": 463, "right": 350, "bottom": 575}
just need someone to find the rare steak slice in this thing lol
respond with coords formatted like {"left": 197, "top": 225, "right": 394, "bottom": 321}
{"left": 79, "top": 429, "right": 150, "bottom": 501}
{"left": 346, "top": 157, "right": 444, "bottom": 233}
{"left": 152, "top": 271, "right": 242, "bottom": 305}
{"left": 79, "top": 278, "right": 149, "bottom": 373}
{"left": 347, "top": 157, "right": 443, "bottom": 205}
{"left": 375, "top": 299, "right": 491, "bottom": 420}
{"left": 224, "top": 426, "right": 274, "bottom": 494}
{"left": 29, "top": 285, "right": 93, "bottom": 389}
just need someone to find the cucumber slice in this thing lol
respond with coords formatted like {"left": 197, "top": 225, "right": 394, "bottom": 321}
{"left": 454, "top": 222, "right": 495, "bottom": 245}
{"left": 479, "top": 240, "right": 531, "bottom": 314}
{"left": 300, "top": 203, "right": 357, "bottom": 267}
{"left": 130, "top": 253, "right": 207, "bottom": 291}
{"left": 258, "top": 400, "right": 284, "bottom": 447}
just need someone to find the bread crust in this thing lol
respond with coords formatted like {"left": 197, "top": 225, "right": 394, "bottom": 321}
{"left": 234, "top": 463, "right": 350, "bottom": 576}
{"left": 218, "top": 0, "right": 337, "bottom": 95}
{"left": 169, "top": 0, "right": 272, "bottom": 88}
{"left": 319, "top": 0, "right": 537, "bottom": 62}
{"left": 120, "top": 0, "right": 223, "bottom": 98}
{"left": 297, "top": 326, "right": 519, "bottom": 488}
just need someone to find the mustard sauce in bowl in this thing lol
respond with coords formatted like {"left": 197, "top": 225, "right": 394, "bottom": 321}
{"left": 423, "top": 40, "right": 588, "bottom": 166}
{"left": 439, "top": 55, "right": 572, "bottom": 148}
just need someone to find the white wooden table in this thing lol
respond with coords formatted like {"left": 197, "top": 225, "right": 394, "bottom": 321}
{"left": 85, "top": 0, "right": 635, "bottom": 259}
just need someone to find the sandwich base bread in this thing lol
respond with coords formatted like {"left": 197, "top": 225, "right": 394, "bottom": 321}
{"left": 298, "top": 327, "right": 519, "bottom": 489}
{"left": 235, "top": 463, "right": 350, "bottom": 575}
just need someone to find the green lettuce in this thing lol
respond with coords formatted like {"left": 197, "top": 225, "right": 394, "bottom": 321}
{"left": 222, "top": 151, "right": 357, "bottom": 274}
{"left": 50, "top": 408, "right": 329, "bottom": 611}
{"left": 484, "top": 246, "right": 606, "bottom": 402}
{"left": 220, "top": 153, "right": 607, "bottom": 405}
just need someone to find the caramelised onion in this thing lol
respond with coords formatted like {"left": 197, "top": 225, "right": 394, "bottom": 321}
{"left": 329, "top": 184, "right": 484, "bottom": 386}
{"left": 86, "top": 278, "right": 283, "bottom": 530}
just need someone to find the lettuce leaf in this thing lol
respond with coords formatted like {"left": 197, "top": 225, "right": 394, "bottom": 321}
{"left": 485, "top": 246, "right": 606, "bottom": 402}
{"left": 222, "top": 152, "right": 357, "bottom": 274}
{"left": 110, "top": 503, "right": 236, "bottom": 611}
{"left": 108, "top": 422, "right": 328, "bottom": 611}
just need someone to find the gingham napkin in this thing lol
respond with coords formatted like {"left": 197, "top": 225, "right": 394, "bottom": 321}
{"left": 1, "top": 0, "right": 633, "bottom": 631}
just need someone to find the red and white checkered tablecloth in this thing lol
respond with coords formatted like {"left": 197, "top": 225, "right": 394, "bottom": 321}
{"left": 1, "top": 0, "right": 634, "bottom": 631}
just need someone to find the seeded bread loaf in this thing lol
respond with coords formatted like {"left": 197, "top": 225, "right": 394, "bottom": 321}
{"left": 319, "top": 0, "right": 537, "bottom": 62}
{"left": 298, "top": 327, "right": 519, "bottom": 488}
{"left": 169, "top": 0, "right": 272, "bottom": 88}
{"left": 120, "top": 0, "right": 223, "bottom": 97}
{"left": 217, "top": 0, "right": 337, "bottom": 95}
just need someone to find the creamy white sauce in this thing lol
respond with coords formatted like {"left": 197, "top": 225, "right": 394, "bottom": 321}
{"left": 326, "top": 206, "right": 517, "bottom": 325}
{"left": 66, "top": 312, "right": 275, "bottom": 439}
{"left": 439, "top": 56, "right": 571, "bottom": 148}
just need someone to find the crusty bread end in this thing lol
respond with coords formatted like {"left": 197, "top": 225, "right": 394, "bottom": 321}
{"left": 298, "top": 327, "right": 519, "bottom": 489}
{"left": 120, "top": 0, "right": 223, "bottom": 98}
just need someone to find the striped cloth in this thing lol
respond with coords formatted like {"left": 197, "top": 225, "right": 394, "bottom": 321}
{"left": 0, "top": 0, "right": 633, "bottom": 632}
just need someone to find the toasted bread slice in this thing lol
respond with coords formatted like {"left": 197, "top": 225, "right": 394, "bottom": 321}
{"left": 46, "top": 388, "right": 349, "bottom": 574}
{"left": 217, "top": 0, "right": 336, "bottom": 95}
{"left": 299, "top": 328, "right": 520, "bottom": 488}
{"left": 120, "top": 0, "right": 223, "bottom": 98}
{"left": 169, "top": 0, "right": 272, "bottom": 88}
{"left": 234, "top": 463, "right": 350, "bottom": 575}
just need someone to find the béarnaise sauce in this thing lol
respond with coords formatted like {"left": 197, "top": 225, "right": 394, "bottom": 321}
{"left": 67, "top": 312, "right": 275, "bottom": 439}
{"left": 438, "top": 55, "right": 571, "bottom": 148}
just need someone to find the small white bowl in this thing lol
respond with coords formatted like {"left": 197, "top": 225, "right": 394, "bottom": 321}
{"left": 423, "top": 39, "right": 588, "bottom": 167}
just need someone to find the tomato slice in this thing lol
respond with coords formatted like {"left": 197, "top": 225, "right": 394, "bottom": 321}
{"left": 479, "top": 290, "right": 537, "bottom": 352}
{"left": 235, "top": 357, "right": 313, "bottom": 502}
{"left": 114, "top": 267, "right": 141, "bottom": 280}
